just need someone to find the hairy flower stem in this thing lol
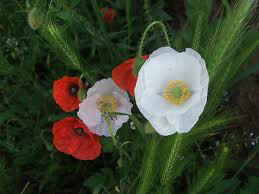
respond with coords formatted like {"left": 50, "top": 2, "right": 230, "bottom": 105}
{"left": 137, "top": 21, "right": 171, "bottom": 57}
{"left": 104, "top": 116, "right": 130, "bottom": 161}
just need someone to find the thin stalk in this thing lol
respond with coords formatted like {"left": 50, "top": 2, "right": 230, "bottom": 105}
{"left": 137, "top": 21, "right": 171, "bottom": 57}
{"left": 104, "top": 116, "right": 130, "bottom": 161}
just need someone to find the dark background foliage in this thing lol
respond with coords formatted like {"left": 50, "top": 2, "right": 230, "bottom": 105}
{"left": 0, "top": 0, "right": 258, "bottom": 193}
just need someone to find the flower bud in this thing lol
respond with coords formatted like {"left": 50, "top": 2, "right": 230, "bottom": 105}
{"left": 28, "top": 7, "right": 44, "bottom": 30}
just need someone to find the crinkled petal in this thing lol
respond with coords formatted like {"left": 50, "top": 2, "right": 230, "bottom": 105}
{"left": 165, "top": 91, "right": 201, "bottom": 115}
{"left": 150, "top": 117, "right": 177, "bottom": 136}
{"left": 149, "top": 46, "right": 178, "bottom": 58}
{"left": 135, "top": 47, "right": 209, "bottom": 136}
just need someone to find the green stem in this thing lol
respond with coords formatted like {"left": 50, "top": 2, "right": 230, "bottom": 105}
{"left": 137, "top": 21, "right": 171, "bottom": 57}
{"left": 104, "top": 116, "right": 130, "bottom": 161}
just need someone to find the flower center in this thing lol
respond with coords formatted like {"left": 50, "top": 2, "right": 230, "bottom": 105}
{"left": 163, "top": 80, "right": 191, "bottom": 105}
{"left": 74, "top": 128, "right": 85, "bottom": 136}
{"left": 97, "top": 95, "right": 117, "bottom": 114}
{"left": 69, "top": 85, "right": 79, "bottom": 96}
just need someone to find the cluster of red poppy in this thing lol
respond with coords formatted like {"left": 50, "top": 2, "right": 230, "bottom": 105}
{"left": 100, "top": 7, "right": 117, "bottom": 24}
{"left": 52, "top": 56, "right": 148, "bottom": 160}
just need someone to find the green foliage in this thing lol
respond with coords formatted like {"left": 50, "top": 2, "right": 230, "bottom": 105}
{"left": 190, "top": 146, "right": 230, "bottom": 194}
{"left": 240, "top": 176, "right": 259, "bottom": 194}
{"left": 137, "top": 0, "right": 258, "bottom": 193}
{"left": 0, "top": 0, "right": 258, "bottom": 193}
{"left": 204, "top": 0, "right": 257, "bottom": 117}
{"left": 40, "top": 21, "right": 81, "bottom": 69}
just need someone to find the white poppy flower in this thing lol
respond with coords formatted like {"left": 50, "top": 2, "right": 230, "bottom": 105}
{"left": 135, "top": 47, "right": 209, "bottom": 136}
{"left": 78, "top": 78, "right": 133, "bottom": 137}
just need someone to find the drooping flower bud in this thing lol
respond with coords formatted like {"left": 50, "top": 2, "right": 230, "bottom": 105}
{"left": 28, "top": 7, "right": 44, "bottom": 30}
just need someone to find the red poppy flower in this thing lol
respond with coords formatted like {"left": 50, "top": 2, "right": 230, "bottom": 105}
{"left": 52, "top": 117, "right": 101, "bottom": 160}
{"left": 100, "top": 8, "right": 116, "bottom": 24}
{"left": 112, "top": 55, "right": 149, "bottom": 96}
{"left": 53, "top": 76, "right": 81, "bottom": 112}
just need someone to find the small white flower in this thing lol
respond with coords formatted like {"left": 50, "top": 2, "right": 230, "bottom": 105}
{"left": 135, "top": 47, "right": 209, "bottom": 136}
{"left": 78, "top": 78, "right": 133, "bottom": 137}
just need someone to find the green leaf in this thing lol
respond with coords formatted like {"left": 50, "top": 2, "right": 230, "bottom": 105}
{"left": 83, "top": 173, "right": 105, "bottom": 188}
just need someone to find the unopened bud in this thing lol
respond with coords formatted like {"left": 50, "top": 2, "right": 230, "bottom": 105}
{"left": 28, "top": 7, "right": 44, "bottom": 30}
{"left": 78, "top": 88, "right": 86, "bottom": 102}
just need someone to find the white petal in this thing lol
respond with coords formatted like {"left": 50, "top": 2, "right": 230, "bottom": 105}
{"left": 150, "top": 117, "right": 177, "bottom": 136}
{"left": 177, "top": 103, "right": 204, "bottom": 133}
{"left": 143, "top": 52, "right": 201, "bottom": 94}
{"left": 135, "top": 65, "right": 146, "bottom": 102}
{"left": 78, "top": 78, "right": 133, "bottom": 137}
{"left": 89, "top": 116, "right": 124, "bottom": 137}
{"left": 173, "top": 52, "right": 201, "bottom": 90}
{"left": 113, "top": 92, "right": 132, "bottom": 115}
{"left": 87, "top": 78, "right": 129, "bottom": 100}
{"left": 87, "top": 78, "right": 113, "bottom": 97}
{"left": 140, "top": 89, "right": 171, "bottom": 117}
{"left": 165, "top": 91, "right": 201, "bottom": 115}
{"left": 150, "top": 46, "right": 178, "bottom": 58}
{"left": 143, "top": 52, "right": 177, "bottom": 93}
{"left": 185, "top": 48, "right": 202, "bottom": 59}
{"left": 185, "top": 48, "right": 209, "bottom": 90}
{"left": 77, "top": 95, "right": 102, "bottom": 128}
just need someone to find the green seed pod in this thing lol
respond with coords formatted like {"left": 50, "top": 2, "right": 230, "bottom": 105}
{"left": 133, "top": 57, "right": 145, "bottom": 77}
{"left": 28, "top": 7, "right": 44, "bottom": 30}
{"left": 77, "top": 87, "right": 86, "bottom": 102}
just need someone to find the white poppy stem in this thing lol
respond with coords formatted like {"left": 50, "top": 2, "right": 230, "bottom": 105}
{"left": 137, "top": 21, "right": 171, "bottom": 57}
{"left": 104, "top": 115, "right": 131, "bottom": 161}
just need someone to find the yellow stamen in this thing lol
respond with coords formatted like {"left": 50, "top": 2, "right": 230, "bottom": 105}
{"left": 97, "top": 95, "right": 117, "bottom": 114}
{"left": 163, "top": 80, "right": 191, "bottom": 105}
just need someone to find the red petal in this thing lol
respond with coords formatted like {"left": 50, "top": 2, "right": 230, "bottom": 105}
{"left": 52, "top": 117, "right": 102, "bottom": 160}
{"left": 53, "top": 76, "right": 81, "bottom": 112}
{"left": 112, "top": 56, "right": 149, "bottom": 96}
